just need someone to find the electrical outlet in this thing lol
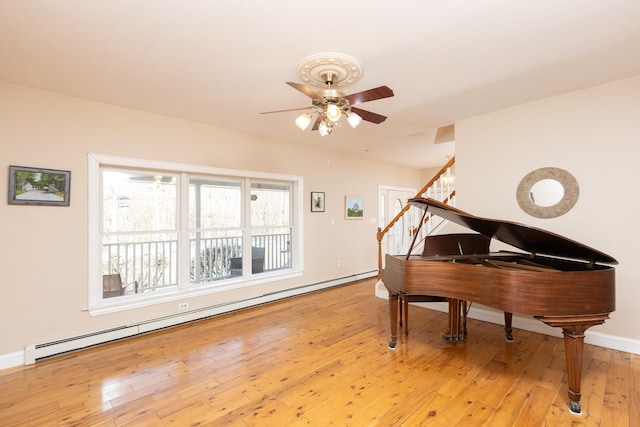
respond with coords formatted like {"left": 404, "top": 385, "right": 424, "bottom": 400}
{"left": 337, "top": 260, "right": 341, "bottom": 267}
{"left": 178, "top": 302, "right": 189, "bottom": 310}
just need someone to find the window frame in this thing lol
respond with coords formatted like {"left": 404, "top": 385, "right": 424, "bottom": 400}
{"left": 88, "top": 153, "right": 304, "bottom": 315}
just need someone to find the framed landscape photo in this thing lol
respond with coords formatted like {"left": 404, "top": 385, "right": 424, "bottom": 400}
{"left": 8, "top": 165, "right": 71, "bottom": 206}
{"left": 345, "top": 195, "right": 364, "bottom": 219}
{"left": 311, "top": 191, "right": 325, "bottom": 212}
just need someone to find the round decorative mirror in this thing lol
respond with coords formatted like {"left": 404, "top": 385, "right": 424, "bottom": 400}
{"left": 529, "top": 179, "right": 564, "bottom": 207}
{"left": 516, "top": 167, "right": 579, "bottom": 218}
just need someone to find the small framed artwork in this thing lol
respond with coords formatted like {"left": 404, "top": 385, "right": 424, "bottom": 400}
{"left": 345, "top": 195, "right": 364, "bottom": 219}
{"left": 8, "top": 165, "right": 71, "bottom": 206}
{"left": 311, "top": 191, "right": 325, "bottom": 212}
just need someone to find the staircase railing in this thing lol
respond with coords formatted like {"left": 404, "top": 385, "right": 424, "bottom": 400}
{"left": 376, "top": 156, "right": 456, "bottom": 279}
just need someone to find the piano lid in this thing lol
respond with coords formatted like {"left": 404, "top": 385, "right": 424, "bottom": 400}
{"left": 409, "top": 197, "right": 617, "bottom": 265}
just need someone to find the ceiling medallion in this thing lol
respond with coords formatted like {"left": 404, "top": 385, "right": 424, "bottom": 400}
{"left": 295, "top": 52, "right": 364, "bottom": 88}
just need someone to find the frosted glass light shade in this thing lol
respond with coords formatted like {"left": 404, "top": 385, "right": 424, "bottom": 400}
{"left": 318, "top": 120, "right": 331, "bottom": 136}
{"left": 295, "top": 113, "right": 313, "bottom": 130}
{"left": 347, "top": 112, "right": 362, "bottom": 128}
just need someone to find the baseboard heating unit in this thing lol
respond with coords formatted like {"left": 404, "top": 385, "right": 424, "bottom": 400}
{"left": 23, "top": 271, "right": 376, "bottom": 365}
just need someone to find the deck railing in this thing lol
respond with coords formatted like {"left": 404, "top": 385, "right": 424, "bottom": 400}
{"left": 103, "top": 232, "right": 291, "bottom": 295}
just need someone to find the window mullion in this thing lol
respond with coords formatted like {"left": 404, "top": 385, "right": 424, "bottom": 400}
{"left": 178, "top": 172, "right": 190, "bottom": 289}
{"left": 243, "top": 177, "right": 252, "bottom": 277}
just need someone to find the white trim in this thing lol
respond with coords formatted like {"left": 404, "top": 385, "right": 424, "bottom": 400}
{"left": 87, "top": 153, "right": 304, "bottom": 313}
{"left": 87, "top": 154, "right": 102, "bottom": 305}
{"left": 89, "top": 270, "right": 303, "bottom": 316}
{"left": 89, "top": 153, "right": 300, "bottom": 182}
{"left": 178, "top": 171, "right": 190, "bottom": 289}
{"left": 0, "top": 351, "right": 25, "bottom": 371}
{"left": 378, "top": 184, "right": 418, "bottom": 194}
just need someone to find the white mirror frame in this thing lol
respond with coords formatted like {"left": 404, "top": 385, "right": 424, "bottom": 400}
{"left": 516, "top": 167, "right": 579, "bottom": 219}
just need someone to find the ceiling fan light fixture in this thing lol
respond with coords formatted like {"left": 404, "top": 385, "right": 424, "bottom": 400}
{"left": 325, "top": 104, "right": 341, "bottom": 122}
{"left": 295, "top": 113, "right": 313, "bottom": 131}
{"left": 260, "top": 53, "right": 394, "bottom": 137}
{"left": 347, "top": 112, "right": 362, "bottom": 128}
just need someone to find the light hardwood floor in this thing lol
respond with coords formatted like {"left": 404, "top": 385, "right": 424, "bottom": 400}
{"left": 1, "top": 278, "right": 638, "bottom": 426}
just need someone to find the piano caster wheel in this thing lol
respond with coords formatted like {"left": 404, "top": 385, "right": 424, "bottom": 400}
{"left": 569, "top": 400, "right": 581, "bottom": 415}
{"left": 441, "top": 333, "right": 466, "bottom": 342}
{"left": 505, "top": 334, "right": 514, "bottom": 342}
{"left": 388, "top": 341, "right": 397, "bottom": 350}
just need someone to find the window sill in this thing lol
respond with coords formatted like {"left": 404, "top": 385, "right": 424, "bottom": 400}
{"left": 88, "top": 269, "right": 303, "bottom": 316}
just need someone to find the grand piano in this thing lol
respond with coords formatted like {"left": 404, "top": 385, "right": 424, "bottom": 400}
{"left": 382, "top": 197, "right": 616, "bottom": 414}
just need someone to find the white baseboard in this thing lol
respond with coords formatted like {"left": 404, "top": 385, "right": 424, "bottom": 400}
{"left": 0, "top": 351, "right": 24, "bottom": 371}
{"left": 373, "top": 285, "right": 640, "bottom": 355}
{"left": 1, "top": 271, "right": 377, "bottom": 371}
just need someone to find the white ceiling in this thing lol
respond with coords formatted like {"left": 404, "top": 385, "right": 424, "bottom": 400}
{"left": 2, "top": 1, "right": 639, "bottom": 169}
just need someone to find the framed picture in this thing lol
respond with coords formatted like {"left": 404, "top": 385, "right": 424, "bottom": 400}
{"left": 311, "top": 191, "right": 325, "bottom": 212}
{"left": 8, "top": 165, "right": 71, "bottom": 206}
{"left": 345, "top": 195, "right": 364, "bottom": 219}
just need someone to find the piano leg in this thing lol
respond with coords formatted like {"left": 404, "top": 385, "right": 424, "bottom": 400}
{"left": 388, "top": 293, "right": 399, "bottom": 350}
{"left": 504, "top": 312, "right": 514, "bottom": 342}
{"left": 537, "top": 314, "right": 610, "bottom": 415}
{"left": 563, "top": 327, "right": 585, "bottom": 415}
{"left": 443, "top": 299, "right": 467, "bottom": 342}
{"left": 462, "top": 300, "right": 468, "bottom": 338}
{"left": 403, "top": 296, "right": 409, "bottom": 336}
{"left": 398, "top": 294, "right": 403, "bottom": 330}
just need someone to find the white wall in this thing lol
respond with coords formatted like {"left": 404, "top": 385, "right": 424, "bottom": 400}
{"left": 4, "top": 75, "right": 638, "bottom": 367}
{"left": 454, "top": 75, "right": 640, "bottom": 343}
{"left": 0, "top": 82, "right": 422, "bottom": 364}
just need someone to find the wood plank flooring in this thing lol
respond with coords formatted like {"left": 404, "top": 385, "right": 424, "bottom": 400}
{"left": 0, "top": 278, "right": 638, "bottom": 426}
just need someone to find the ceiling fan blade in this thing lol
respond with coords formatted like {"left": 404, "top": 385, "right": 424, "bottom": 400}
{"left": 286, "top": 81, "right": 323, "bottom": 100}
{"left": 260, "top": 106, "right": 314, "bottom": 114}
{"left": 351, "top": 107, "right": 387, "bottom": 124}
{"left": 343, "top": 86, "right": 394, "bottom": 105}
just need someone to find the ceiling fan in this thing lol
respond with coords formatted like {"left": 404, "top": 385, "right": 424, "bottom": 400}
{"left": 260, "top": 53, "right": 394, "bottom": 136}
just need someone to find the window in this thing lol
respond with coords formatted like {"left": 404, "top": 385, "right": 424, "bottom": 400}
{"left": 189, "top": 176, "right": 242, "bottom": 284}
{"left": 101, "top": 168, "right": 180, "bottom": 296}
{"left": 88, "top": 154, "right": 303, "bottom": 313}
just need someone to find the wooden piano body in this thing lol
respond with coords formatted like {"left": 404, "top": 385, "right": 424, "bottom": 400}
{"left": 381, "top": 198, "right": 616, "bottom": 414}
